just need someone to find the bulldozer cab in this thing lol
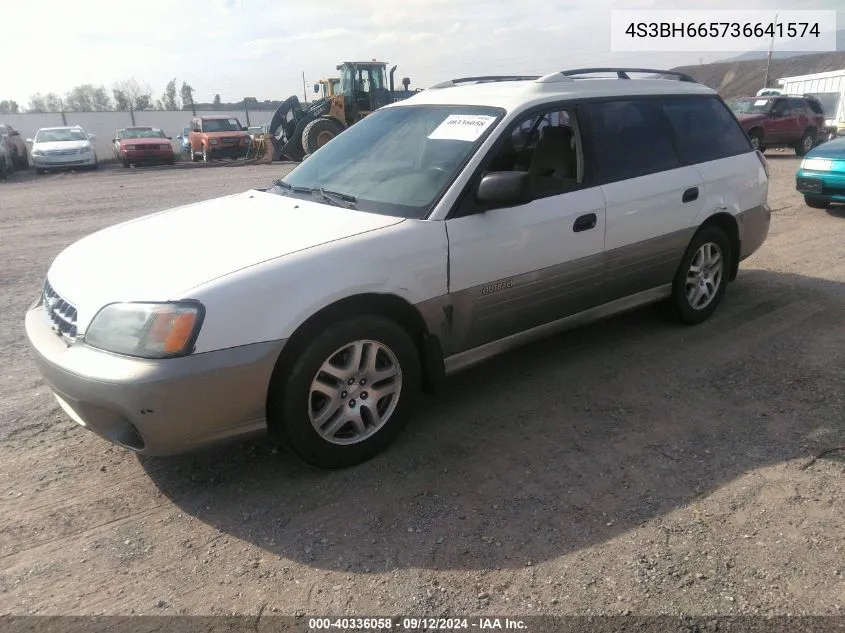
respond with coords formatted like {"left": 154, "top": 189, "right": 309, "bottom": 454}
{"left": 337, "top": 61, "right": 390, "bottom": 121}
{"left": 313, "top": 78, "right": 341, "bottom": 99}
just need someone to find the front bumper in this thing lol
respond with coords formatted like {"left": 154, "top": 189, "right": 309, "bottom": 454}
{"left": 25, "top": 302, "right": 285, "bottom": 456}
{"left": 796, "top": 169, "right": 845, "bottom": 203}
{"left": 32, "top": 153, "right": 96, "bottom": 168}
{"left": 121, "top": 149, "right": 174, "bottom": 163}
{"left": 208, "top": 144, "right": 247, "bottom": 158}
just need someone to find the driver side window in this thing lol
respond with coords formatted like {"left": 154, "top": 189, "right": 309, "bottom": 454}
{"left": 485, "top": 107, "right": 583, "bottom": 199}
{"left": 772, "top": 100, "right": 789, "bottom": 115}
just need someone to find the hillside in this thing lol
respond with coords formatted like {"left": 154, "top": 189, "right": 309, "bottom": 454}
{"left": 726, "top": 29, "right": 845, "bottom": 61}
{"left": 673, "top": 52, "right": 845, "bottom": 98}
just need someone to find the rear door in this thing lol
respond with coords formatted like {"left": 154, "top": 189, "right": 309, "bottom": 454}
{"left": 767, "top": 98, "right": 792, "bottom": 142}
{"left": 583, "top": 98, "right": 703, "bottom": 303}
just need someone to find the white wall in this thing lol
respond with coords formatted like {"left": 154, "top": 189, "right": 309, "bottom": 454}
{"left": 779, "top": 70, "right": 845, "bottom": 124}
{"left": 0, "top": 108, "right": 278, "bottom": 160}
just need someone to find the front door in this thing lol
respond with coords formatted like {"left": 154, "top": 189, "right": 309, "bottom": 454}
{"left": 445, "top": 105, "right": 607, "bottom": 355}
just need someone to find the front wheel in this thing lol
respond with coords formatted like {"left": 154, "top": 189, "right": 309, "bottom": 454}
{"left": 805, "top": 195, "right": 830, "bottom": 209}
{"left": 660, "top": 226, "right": 732, "bottom": 325}
{"left": 271, "top": 315, "right": 421, "bottom": 469}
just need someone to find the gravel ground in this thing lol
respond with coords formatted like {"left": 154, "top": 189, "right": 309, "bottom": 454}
{"left": 0, "top": 155, "right": 843, "bottom": 618}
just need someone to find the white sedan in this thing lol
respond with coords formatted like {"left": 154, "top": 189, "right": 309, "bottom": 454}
{"left": 28, "top": 126, "right": 98, "bottom": 174}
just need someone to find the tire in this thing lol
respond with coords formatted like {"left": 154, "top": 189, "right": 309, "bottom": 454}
{"left": 302, "top": 117, "right": 346, "bottom": 155}
{"left": 271, "top": 315, "right": 421, "bottom": 469}
{"left": 795, "top": 129, "right": 816, "bottom": 156}
{"left": 202, "top": 144, "right": 210, "bottom": 163}
{"left": 748, "top": 129, "right": 763, "bottom": 151}
{"left": 17, "top": 152, "right": 28, "bottom": 169}
{"left": 660, "top": 226, "right": 732, "bottom": 325}
{"left": 805, "top": 195, "right": 830, "bottom": 209}
{"left": 190, "top": 145, "right": 199, "bottom": 162}
{"left": 122, "top": 159, "right": 130, "bottom": 168}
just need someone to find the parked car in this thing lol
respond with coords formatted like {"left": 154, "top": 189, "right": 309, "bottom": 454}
{"left": 28, "top": 126, "right": 98, "bottom": 174}
{"left": 728, "top": 95, "right": 827, "bottom": 155}
{"left": 112, "top": 126, "right": 175, "bottom": 167}
{"left": 0, "top": 123, "right": 29, "bottom": 169}
{"left": 24, "top": 68, "right": 770, "bottom": 468}
{"left": 175, "top": 126, "right": 191, "bottom": 155}
{"left": 795, "top": 136, "right": 845, "bottom": 208}
{"left": 187, "top": 115, "right": 250, "bottom": 162}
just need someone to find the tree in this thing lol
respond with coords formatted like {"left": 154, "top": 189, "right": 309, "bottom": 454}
{"left": 64, "top": 84, "right": 112, "bottom": 112}
{"left": 213, "top": 93, "right": 221, "bottom": 106}
{"left": 27, "top": 92, "right": 63, "bottom": 113}
{"left": 0, "top": 100, "right": 20, "bottom": 114}
{"left": 112, "top": 79, "right": 154, "bottom": 111}
{"left": 162, "top": 78, "right": 179, "bottom": 111}
{"left": 180, "top": 81, "right": 195, "bottom": 110}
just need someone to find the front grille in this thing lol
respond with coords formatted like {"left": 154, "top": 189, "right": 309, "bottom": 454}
{"left": 132, "top": 144, "right": 162, "bottom": 150}
{"left": 43, "top": 280, "right": 78, "bottom": 340}
{"left": 221, "top": 138, "right": 239, "bottom": 145}
{"left": 46, "top": 148, "right": 79, "bottom": 156}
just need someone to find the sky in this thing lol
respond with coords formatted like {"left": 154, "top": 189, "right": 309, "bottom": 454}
{"left": 1, "top": 0, "right": 842, "bottom": 108}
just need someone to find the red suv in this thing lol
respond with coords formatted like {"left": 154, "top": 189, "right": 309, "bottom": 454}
{"left": 728, "top": 95, "right": 826, "bottom": 156}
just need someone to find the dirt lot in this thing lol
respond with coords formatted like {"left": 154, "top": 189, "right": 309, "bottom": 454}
{"left": 0, "top": 156, "right": 843, "bottom": 619}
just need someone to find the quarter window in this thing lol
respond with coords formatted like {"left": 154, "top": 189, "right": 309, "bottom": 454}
{"left": 660, "top": 96, "right": 752, "bottom": 164}
{"left": 585, "top": 100, "right": 680, "bottom": 183}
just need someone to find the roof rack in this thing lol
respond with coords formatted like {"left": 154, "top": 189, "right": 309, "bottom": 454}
{"left": 554, "top": 68, "right": 698, "bottom": 83}
{"left": 428, "top": 75, "right": 540, "bottom": 90}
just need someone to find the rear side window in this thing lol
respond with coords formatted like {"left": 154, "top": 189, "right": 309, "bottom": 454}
{"left": 660, "top": 97, "right": 751, "bottom": 164}
{"left": 805, "top": 99, "right": 824, "bottom": 115}
{"left": 585, "top": 99, "right": 680, "bottom": 183}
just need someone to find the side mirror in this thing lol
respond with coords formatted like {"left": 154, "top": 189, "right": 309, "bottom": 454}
{"left": 476, "top": 171, "right": 534, "bottom": 208}
{"left": 111, "top": 138, "right": 117, "bottom": 143}
{"left": 167, "top": 136, "right": 172, "bottom": 140}
{"left": 241, "top": 126, "right": 247, "bottom": 131}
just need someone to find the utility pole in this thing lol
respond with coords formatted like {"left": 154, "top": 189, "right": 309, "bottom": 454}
{"left": 762, "top": 11, "right": 779, "bottom": 90}
{"left": 302, "top": 72, "right": 307, "bottom": 103}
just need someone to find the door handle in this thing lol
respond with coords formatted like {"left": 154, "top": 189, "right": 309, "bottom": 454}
{"left": 682, "top": 187, "right": 699, "bottom": 203}
{"left": 573, "top": 213, "right": 597, "bottom": 233}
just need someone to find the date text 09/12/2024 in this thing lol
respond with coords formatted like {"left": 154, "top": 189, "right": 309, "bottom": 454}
{"left": 308, "top": 617, "right": 528, "bottom": 630}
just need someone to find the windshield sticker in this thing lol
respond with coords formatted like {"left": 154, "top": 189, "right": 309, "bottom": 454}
{"left": 427, "top": 115, "right": 496, "bottom": 142}
{"left": 753, "top": 99, "right": 769, "bottom": 106}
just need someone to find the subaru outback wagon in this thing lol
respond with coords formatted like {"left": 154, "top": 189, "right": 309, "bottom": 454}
{"left": 25, "top": 68, "right": 770, "bottom": 469}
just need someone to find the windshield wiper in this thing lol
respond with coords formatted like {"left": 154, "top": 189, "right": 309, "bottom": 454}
{"left": 315, "top": 188, "right": 357, "bottom": 209}
{"left": 272, "top": 179, "right": 311, "bottom": 193}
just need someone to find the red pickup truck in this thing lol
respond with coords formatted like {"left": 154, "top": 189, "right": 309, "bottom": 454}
{"left": 728, "top": 95, "right": 826, "bottom": 156}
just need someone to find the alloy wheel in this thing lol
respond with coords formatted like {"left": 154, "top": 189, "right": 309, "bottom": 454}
{"left": 685, "top": 242, "right": 724, "bottom": 310}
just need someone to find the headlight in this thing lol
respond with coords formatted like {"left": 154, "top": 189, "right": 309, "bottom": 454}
{"left": 801, "top": 158, "right": 832, "bottom": 171}
{"left": 209, "top": 139, "right": 219, "bottom": 145}
{"left": 85, "top": 302, "right": 204, "bottom": 358}
{"left": 80, "top": 146, "right": 92, "bottom": 153}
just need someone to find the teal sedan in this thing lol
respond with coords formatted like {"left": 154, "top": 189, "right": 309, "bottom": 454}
{"left": 796, "top": 137, "right": 845, "bottom": 209}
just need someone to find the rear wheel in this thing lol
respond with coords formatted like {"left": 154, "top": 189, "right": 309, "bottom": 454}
{"left": 660, "top": 226, "right": 732, "bottom": 325}
{"left": 270, "top": 315, "right": 420, "bottom": 469}
{"left": 302, "top": 117, "right": 346, "bottom": 155}
{"left": 805, "top": 195, "right": 830, "bottom": 209}
{"left": 795, "top": 129, "right": 816, "bottom": 156}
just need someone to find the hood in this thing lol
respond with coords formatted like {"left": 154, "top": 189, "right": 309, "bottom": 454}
{"left": 203, "top": 130, "right": 249, "bottom": 139}
{"left": 121, "top": 137, "right": 171, "bottom": 146}
{"left": 47, "top": 190, "right": 405, "bottom": 324}
{"left": 806, "top": 137, "right": 845, "bottom": 159}
{"left": 33, "top": 139, "right": 91, "bottom": 152}
{"left": 735, "top": 113, "right": 767, "bottom": 125}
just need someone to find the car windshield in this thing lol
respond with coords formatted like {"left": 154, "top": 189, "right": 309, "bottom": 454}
{"left": 273, "top": 104, "right": 504, "bottom": 218}
{"left": 729, "top": 98, "right": 775, "bottom": 114}
{"left": 122, "top": 128, "right": 166, "bottom": 139}
{"left": 35, "top": 129, "right": 88, "bottom": 143}
{"left": 202, "top": 118, "right": 242, "bottom": 132}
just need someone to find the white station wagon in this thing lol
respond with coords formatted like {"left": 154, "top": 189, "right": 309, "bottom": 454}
{"left": 25, "top": 68, "right": 771, "bottom": 468}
